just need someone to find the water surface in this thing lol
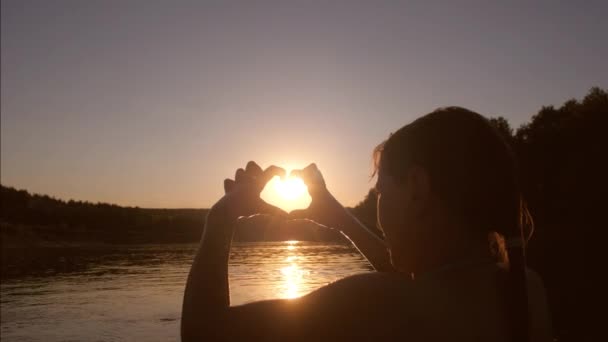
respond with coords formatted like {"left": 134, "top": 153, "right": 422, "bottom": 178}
{"left": 1, "top": 242, "right": 373, "bottom": 341}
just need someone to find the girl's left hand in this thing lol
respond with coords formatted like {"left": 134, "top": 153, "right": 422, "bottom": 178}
{"left": 213, "top": 161, "right": 288, "bottom": 221}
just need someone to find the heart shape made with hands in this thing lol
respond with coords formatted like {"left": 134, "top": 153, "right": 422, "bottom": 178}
{"left": 260, "top": 175, "right": 312, "bottom": 213}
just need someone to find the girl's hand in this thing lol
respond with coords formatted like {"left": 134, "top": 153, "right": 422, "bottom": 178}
{"left": 288, "top": 163, "right": 349, "bottom": 229}
{"left": 213, "top": 161, "right": 288, "bottom": 221}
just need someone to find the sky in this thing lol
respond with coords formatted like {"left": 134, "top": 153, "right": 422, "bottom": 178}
{"left": 1, "top": 0, "right": 607, "bottom": 208}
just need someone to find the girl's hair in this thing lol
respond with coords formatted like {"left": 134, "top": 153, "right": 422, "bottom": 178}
{"left": 373, "top": 107, "right": 532, "bottom": 342}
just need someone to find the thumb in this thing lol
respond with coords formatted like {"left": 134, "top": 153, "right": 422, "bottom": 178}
{"left": 290, "top": 163, "right": 326, "bottom": 193}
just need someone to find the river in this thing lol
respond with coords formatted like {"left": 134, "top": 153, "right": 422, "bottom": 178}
{"left": 0, "top": 241, "right": 373, "bottom": 341}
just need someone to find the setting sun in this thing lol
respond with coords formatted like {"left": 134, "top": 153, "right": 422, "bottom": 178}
{"left": 260, "top": 176, "right": 312, "bottom": 212}
{"left": 274, "top": 177, "right": 307, "bottom": 200}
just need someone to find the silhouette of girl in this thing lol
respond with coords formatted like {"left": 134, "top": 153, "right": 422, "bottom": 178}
{"left": 181, "top": 107, "right": 552, "bottom": 341}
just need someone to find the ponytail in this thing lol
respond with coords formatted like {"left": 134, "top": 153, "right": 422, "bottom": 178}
{"left": 504, "top": 199, "right": 534, "bottom": 342}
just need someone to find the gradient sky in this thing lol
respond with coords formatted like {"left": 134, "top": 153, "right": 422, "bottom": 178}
{"left": 2, "top": 0, "right": 607, "bottom": 208}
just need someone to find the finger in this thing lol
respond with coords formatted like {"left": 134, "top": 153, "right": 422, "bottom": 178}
{"left": 304, "top": 163, "right": 319, "bottom": 173}
{"left": 224, "top": 178, "right": 235, "bottom": 194}
{"left": 245, "top": 161, "right": 263, "bottom": 178}
{"left": 235, "top": 168, "right": 246, "bottom": 183}
{"left": 303, "top": 163, "right": 323, "bottom": 183}
{"left": 262, "top": 165, "right": 286, "bottom": 184}
{"left": 289, "top": 168, "right": 307, "bottom": 182}
{"left": 291, "top": 163, "right": 324, "bottom": 187}
{"left": 290, "top": 163, "right": 316, "bottom": 180}
{"left": 306, "top": 163, "right": 325, "bottom": 187}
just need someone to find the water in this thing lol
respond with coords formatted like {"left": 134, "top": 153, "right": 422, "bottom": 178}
{"left": 0, "top": 242, "right": 373, "bottom": 341}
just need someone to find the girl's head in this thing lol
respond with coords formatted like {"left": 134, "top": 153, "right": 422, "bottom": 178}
{"left": 373, "top": 107, "right": 526, "bottom": 273}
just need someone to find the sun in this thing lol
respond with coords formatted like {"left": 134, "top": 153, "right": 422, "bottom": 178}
{"left": 260, "top": 176, "right": 311, "bottom": 212}
{"left": 274, "top": 177, "right": 307, "bottom": 200}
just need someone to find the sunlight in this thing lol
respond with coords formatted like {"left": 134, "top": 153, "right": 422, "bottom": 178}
{"left": 275, "top": 241, "right": 311, "bottom": 299}
{"left": 286, "top": 240, "right": 299, "bottom": 251}
{"left": 280, "top": 264, "right": 302, "bottom": 299}
{"left": 275, "top": 177, "right": 307, "bottom": 200}
{"left": 260, "top": 176, "right": 312, "bottom": 212}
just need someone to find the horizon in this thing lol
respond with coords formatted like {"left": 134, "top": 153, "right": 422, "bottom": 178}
{"left": 1, "top": 180, "right": 316, "bottom": 211}
{"left": 2, "top": 0, "right": 607, "bottom": 208}
{"left": 3, "top": 88, "right": 600, "bottom": 210}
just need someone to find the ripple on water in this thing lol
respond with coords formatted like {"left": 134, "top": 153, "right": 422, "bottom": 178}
{"left": 1, "top": 242, "right": 372, "bottom": 341}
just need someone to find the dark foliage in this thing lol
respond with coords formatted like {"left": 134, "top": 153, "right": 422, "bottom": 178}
{"left": 0, "top": 187, "right": 208, "bottom": 244}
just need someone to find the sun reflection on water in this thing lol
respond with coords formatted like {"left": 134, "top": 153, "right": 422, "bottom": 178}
{"left": 227, "top": 241, "right": 373, "bottom": 305}
{"left": 286, "top": 240, "right": 298, "bottom": 251}
{"left": 279, "top": 241, "right": 309, "bottom": 299}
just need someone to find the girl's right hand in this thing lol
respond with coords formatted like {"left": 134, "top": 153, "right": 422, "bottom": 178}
{"left": 288, "top": 163, "right": 349, "bottom": 229}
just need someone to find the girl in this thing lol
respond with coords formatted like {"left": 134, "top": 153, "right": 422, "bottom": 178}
{"left": 182, "top": 107, "right": 552, "bottom": 341}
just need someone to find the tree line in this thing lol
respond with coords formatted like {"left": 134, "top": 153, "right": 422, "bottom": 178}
{"left": 0, "top": 187, "right": 208, "bottom": 243}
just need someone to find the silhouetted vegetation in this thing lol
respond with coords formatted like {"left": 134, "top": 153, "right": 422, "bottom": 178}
{"left": 2, "top": 87, "right": 605, "bottom": 340}
{"left": 0, "top": 186, "right": 208, "bottom": 245}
